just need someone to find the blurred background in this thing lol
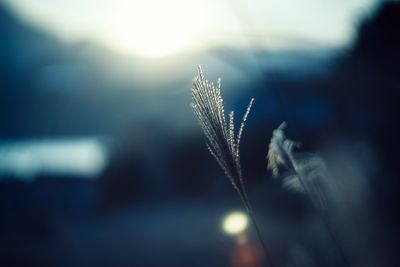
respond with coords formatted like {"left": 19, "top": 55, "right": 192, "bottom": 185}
{"left": 0, "top": 0, "right": 399, "bottom": 266}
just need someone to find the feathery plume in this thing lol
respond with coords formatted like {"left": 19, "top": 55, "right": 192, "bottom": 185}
{"left": 267, "top": 122, "right": 330, "bottom": 209}
{"left": 191, "top": 65, "right": 272, "bottom": 266}
{"left": 267, "top": 122, "right": 349, "bottom": 266}
{"left": 191, "top": 65, "right": 253, "bottom": 198}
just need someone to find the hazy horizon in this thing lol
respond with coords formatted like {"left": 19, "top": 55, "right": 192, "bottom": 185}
{"left": 1, "top": 0, "right": 378, "bottom": 58}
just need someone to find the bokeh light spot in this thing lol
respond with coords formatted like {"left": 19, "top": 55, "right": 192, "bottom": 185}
{"left": 222, "top": 211, "right": 249, "bottom": 235}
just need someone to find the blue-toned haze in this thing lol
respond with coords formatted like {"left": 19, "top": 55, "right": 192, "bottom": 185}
{"left": 2, "top": 0, "right": 377, "bottom": 57}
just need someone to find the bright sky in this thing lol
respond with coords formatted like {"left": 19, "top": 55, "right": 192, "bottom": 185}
{"left": 2, "top": 0, "right": 378, "bottom": 57}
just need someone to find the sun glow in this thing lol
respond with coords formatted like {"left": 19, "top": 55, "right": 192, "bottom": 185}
{"left": 4, "top": 0, "right": 379, "bottom": 58}
{"left": 102, "top": 0, "right": 212, "bottom": 58}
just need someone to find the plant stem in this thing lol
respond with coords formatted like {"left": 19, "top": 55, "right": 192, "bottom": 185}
{"left": 291, "top": 164, "right": 350, "bottom": 267}
{"left": 241, "top": 199, "right": 273, "bottom": 267}
{"left": 318, "top": 211, "right": 351, "bottom": 267}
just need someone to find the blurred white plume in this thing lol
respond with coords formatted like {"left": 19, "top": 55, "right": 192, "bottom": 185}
{"left": 267, "top": 122, "right": 333, "bottom": 210}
